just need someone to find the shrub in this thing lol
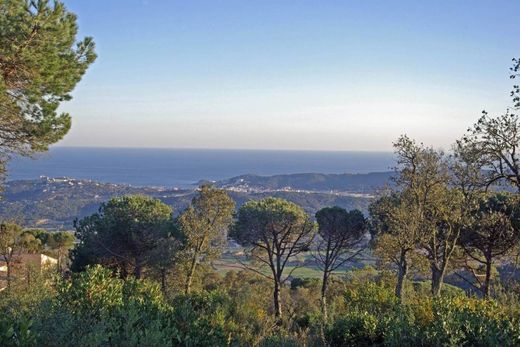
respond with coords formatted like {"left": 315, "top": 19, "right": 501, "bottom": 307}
{"left": 36, "top": 265, "right": 175, "bottom": 346}
{"left": 344, "top": 281, "right": 399, "bottom": 316}
{"left": 326, "top": 311, "right": 382, "bottom": 346}
{"left": 327, "top": 290, "right": 520, "bottom": 347}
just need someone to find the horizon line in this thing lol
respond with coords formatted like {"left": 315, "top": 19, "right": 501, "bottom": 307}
{"left": 51, "top": 145, "right": 395, "bottom": 154}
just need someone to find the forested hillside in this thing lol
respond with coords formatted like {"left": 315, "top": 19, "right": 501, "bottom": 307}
{"left": 213, "top": 172, "right": 393, "bottom": 192}
{"left": 0, "top": 176, "right": 373, "bottom": 228}
{"left": 1, "top": 1, "right": 520, "bottom": 346}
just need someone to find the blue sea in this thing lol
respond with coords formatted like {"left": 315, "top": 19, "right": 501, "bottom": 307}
{"left": 7, "top": 147, "right": 395, "bottom": 188}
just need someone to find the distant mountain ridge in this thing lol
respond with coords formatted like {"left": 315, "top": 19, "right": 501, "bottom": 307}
{"left": 213, "top": 172, "right": 394, "bottom": 192}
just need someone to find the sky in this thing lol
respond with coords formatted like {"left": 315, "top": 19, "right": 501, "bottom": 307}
{"left": 58, "top": 0, "right": 520, "bottom": 151}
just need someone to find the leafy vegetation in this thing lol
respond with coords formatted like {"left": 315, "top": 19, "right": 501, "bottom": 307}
{"left": 1, "top": 265, "right": 520, "bottom": 346}
{"left": 1, "top": 1, "right": 520, "bottom": 345}
{"left": 0, "top": 0, "right": 96, "bottom": 179}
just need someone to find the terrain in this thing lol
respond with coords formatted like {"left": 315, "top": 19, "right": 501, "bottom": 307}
{"left": 0, "top": 172, "right": 392, "bottom": 229}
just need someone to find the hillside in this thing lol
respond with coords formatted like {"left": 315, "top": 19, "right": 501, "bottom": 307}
{"left": 0, "top": 177, "right": 193, "bottom": 229}
{"left": 213, "top": 172, "right": 394, "bottom": 192}
{"left": 0, "top": 173, "right": 384, "bottom": 229}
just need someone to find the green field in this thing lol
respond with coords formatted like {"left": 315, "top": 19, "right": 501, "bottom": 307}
{"left": 213, "top": 250, "right": 376, "bottom": 279}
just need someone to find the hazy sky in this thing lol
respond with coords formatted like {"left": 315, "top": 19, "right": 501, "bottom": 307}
{"left": 58, "top": 0, "right": 520, "bottom": 151}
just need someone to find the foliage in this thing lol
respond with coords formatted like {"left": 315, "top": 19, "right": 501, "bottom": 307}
{"left": 510, "top": 57, "right": 519, "bottom": 109}
{"left": 177, "top": 185, "right": 235, "bottom": 294}
{"left": 232, "top": 197, "right": 316, "bottom": 318}
{"left": 71, "top": 195, "right": 175, "bottom": 278}
{"left": 33, "top": 265, "right": 175, "bottom": 346}
{"left": 0, "top": 0, "right": 95, "bottom": 179}
{"left": 459, "top": 193, "right": 520, "bottom": 296}
{"left": 0, "top": 222, "right": 41, "bottom": 287}
{"left": 314, "top": 206, "right": 366, "bottom": 316}
{"left": 370, "top": 192, "right": 428, "bottom": 298}
{"left": 0, "top": 264, "right": 518, "bottom": 346}
{"left": 326, "top": 282, "right": 520, "bottom": 347}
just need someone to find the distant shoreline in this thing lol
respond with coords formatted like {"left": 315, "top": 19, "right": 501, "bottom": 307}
{"left": 0, "top": 174, "right": 386, "bottom": 229}
{"left": 7, "top": 147, "right": 396, "bottom": 188}
{"left": 47, "top": 146, "right": 395, "bottom": 154}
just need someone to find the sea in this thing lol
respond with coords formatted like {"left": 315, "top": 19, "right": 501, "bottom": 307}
{"left": 6, "top": 147, "right": 395, "bottom": 188}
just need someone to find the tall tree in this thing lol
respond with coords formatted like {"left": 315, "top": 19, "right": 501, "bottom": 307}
{"left": 459, "top": 193, "right": 520, "bottom": 297}
{"left": 231, "top": 197, "right": 315, "bottom": 319}
{"left": 71, "top": 195, "right": 174, "bottom": 279}
{"left": 177, "top": 185, "right": 235, "bottom": 294}
{"left": 0, "top": 0, "right": 96, "bottom": 178}
{"left": 314, "top": 206, "right": 365, "bottom": 317}
{"left": 370, "top": 192, "right": 424, "bottom": 299}
{"left": 393, "top": 135, "right": 463, "bottom": 296}
{"left": 147, "top": 235, "right": 182, "bottom": 295}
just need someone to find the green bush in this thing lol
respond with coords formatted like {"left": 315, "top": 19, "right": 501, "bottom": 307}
{"left": 35, "top": 265, "right": 174, "bottom": 346}
{"left": 0, "top": 315, "right": 36, "bottom": 347}
{"left": 325, "top": 284, "right": 520, "bottom": 347}
{"left": 259, "top": 334, "right": 300, "bottom": 347}
{"left": 2, "top": 264, "right": 520, "bottom": 346}
{"left": 424, "top": 297, "right": 520, "bottom": 346}
{"left": 326, "top": 311, "right": 382, "bottom": 346}
{"left": 344, "top": 281, "right": 399, "bottom": 316}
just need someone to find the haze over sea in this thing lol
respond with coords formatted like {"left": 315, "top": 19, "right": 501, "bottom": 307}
{"left": 7, "top": 147, "right": 395, "bottom": 188}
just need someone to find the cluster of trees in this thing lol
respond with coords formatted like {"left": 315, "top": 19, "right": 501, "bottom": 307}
{"left": 1, "top": 1, "right": 520, "bottom": 345}
{"left": 60, "top": 112, "right": 520, "bottom": 328}
{"left": 371, "top": 135, "right": 520, "bottom": 300}
{"left": 69, "top": 186, "right": 367, "bottom": 323}
{"left": 369, "top": 64, "right": 520, "bottom": 300}
{"left": 0, "top": 224, "right": 74, "bottom": 286}
{"left": 70, "top": 186, "right": 236, "bottom": 294}
{"left": 62, "top": 60, "right": 520, "bottom": 322}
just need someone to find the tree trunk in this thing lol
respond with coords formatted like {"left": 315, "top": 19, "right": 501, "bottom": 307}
{"left": 57, "top": 249, "right": 62, "bottom": 273}
{"left": 483, "top": 257, "right": 492, "bottom": 298}
{"left": 121, "top": 263, "right": 129, "bottom": 278}
{"left": 321, "top": 270, "right": 329, "bottom": 320}
{"left": 431, "top": 265, "right": 445, "bottom": 297}
{"left": 185, "top": 257, "right": 197, "bottom": 295}
{"left": 134, "top": 257, "right": 142, "bottom": 279}
{"left": 6, "top": 260, "right": 12, "bottom": 289}
{"left": 273, "top": 279, "right": 282, "bottom": 320}
{"left": 395, "top": 250, "right": 408, "bottom": 299}
{"left": 160, "top": 268, "right": 167, "bottom": 296}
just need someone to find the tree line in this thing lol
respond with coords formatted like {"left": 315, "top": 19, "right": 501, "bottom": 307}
{"left": 4, "top": 57, "right": 520, "bottom": 321}
{"left": 2, "top": 1, "right": 520, "bottom": 345}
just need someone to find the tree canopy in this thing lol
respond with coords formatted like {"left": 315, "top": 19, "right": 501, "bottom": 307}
{"left": 0, "top": 0, "right": 96, "bottom": 177}
{"left": 177, "top": 185, "right": 235, "bottom": 294}
{"left": 314, "top": 206, "right": 366, "bottom": 315}
{"left": 232, "top": 197, "right": 315, "bottom": 318}
{"left": 459, "top": 193, "right": 520, "bottom": 297}
{"left": 71, "top": 195, "right": 174, "bottom": 279}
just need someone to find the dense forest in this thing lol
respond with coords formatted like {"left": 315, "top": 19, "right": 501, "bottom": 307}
{"left": 1, "top": 1, "right": 520, "bottom": 346}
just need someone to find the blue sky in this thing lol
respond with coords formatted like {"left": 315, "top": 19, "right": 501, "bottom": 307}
{"left": 59, "top": 0, "right": 520, "bottom": 151}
